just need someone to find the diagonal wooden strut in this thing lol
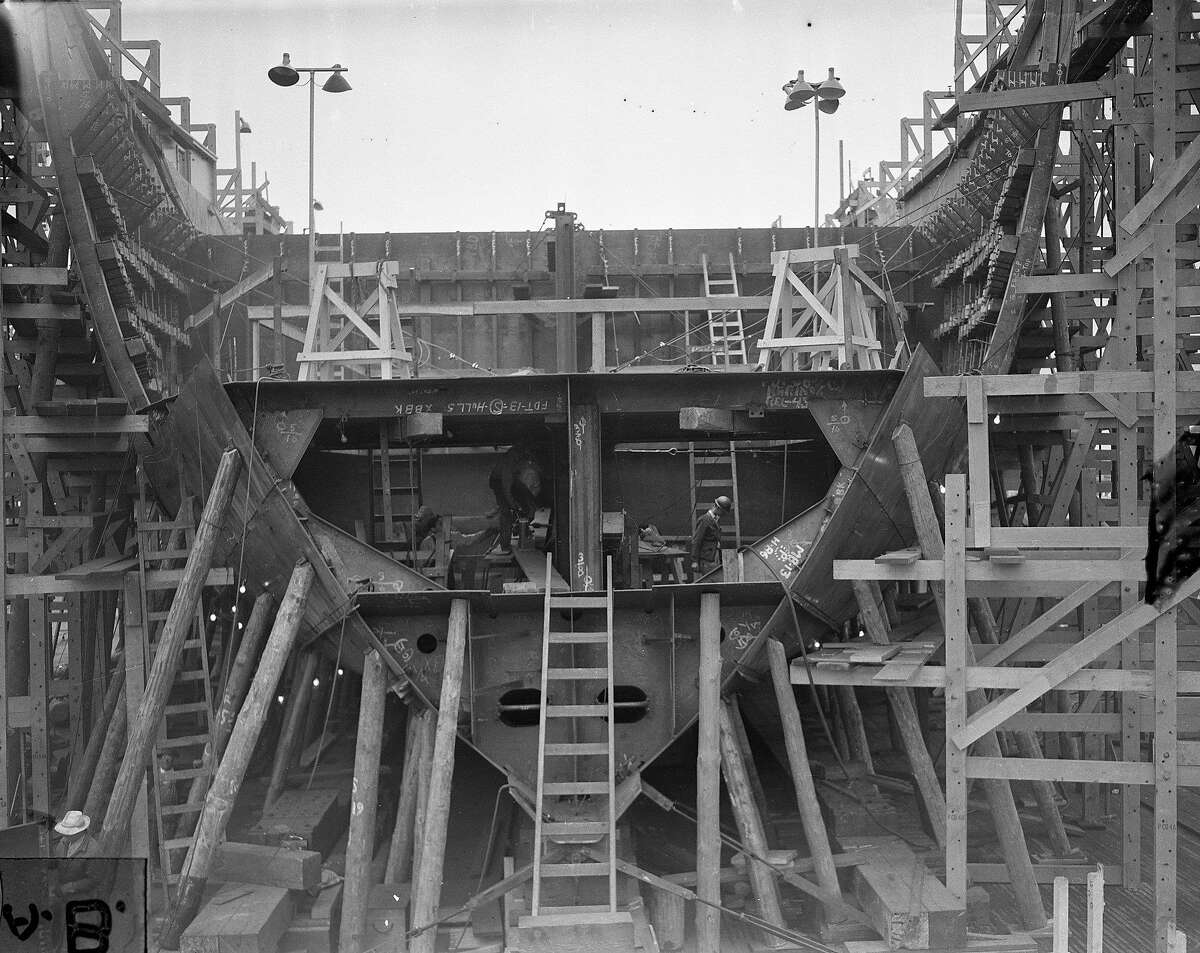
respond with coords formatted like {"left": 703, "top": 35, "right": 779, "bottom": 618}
{"left": 954, "top": 571, "right": 1200, "bottom": 749}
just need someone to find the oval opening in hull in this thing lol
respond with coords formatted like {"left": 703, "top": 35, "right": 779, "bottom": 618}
{"left": 498, "top": 688, "right": 542, "bottom": 727}
{"left": 595, "top": 685, "right": 649, "bottom": 724}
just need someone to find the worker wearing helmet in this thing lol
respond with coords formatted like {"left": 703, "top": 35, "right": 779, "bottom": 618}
{"left": 690, "top": 496, "right": 732, "bottom": 581}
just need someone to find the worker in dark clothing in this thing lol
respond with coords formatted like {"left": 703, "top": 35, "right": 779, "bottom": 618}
{"left": 690, "top": 495, "right": 732, "bottom": 580}
{"left": 489, "top": 444, "right": 545, "bottom": 553}
{"left": 52, "top": 811, "right": 106, "bottom": 899}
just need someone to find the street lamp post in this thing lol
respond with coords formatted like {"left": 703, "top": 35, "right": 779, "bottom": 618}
{"left": 233, "top": 111, "right": 250, "bottom": 232}
{"left": 782, "top": 68, "right": 845, "bottom": 232}
{"left": 267, "top": 53, "right": 352, "bottom": 281}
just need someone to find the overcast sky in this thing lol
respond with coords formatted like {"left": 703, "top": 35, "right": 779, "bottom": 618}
{"left": 119, "top": 0, "right": 959, "bottom": 233}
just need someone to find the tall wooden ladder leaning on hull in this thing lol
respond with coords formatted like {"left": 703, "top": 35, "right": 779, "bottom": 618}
{"left": 135, "top": 495, "right": 217, "bottom": 900}
{"left": 528, "top": 554, "right": 627, "bottom": 924}
{"left": 701, "top": 252, "right": 749, "bottom": 366}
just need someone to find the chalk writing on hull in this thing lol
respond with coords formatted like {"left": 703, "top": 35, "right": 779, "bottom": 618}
{"left": 393, "top": 397, "right": 556, "bottom": 417}
{"left": 763, "top": 378, "right": 891, "bottom": 410}
{"left": 724, "top": 618, "right": 763, "bottom": 654}
{"left": 755, "top": 535, "right": 808, "bottom": 580}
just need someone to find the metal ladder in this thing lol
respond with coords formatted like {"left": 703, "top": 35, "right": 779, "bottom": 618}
{"left": 700, "top": 252, "right": 748, "bottom": 366}
{"left": 689, "top": 441, "right": 742, "bottom": 549}
{"left": 135, "top": 495, "right": 217, "bottom": 898}
{"left": 530, "top": 555, "right": 617, "bottom": 917}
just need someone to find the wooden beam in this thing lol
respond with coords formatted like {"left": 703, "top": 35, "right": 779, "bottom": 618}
{"left": 850, "top": 580, "right": 947, "bottom": 849}
{"left": 63, "top": 660, "right": 124, "bottom": 810}
{"left": 696, "top": 592, "right": 721, "bottom": 953}
{"left": 956, "top": 80, "right": 1110, "bottom": 112}
{"left": 82, "top": 682, "right": 127, "bottom": 827}
{"left": 1151, "top": 5, "right": 1179, "bottom": 944}
{"left": 6, "top": 415, "right": 149, "bottom": 434}
{"left": 410, "top": 599, "right": 469, "bottom": 953}
{"left": 209, "top": 841, "right": 321, "bottom": 891}
{"left": 0, "top": 266, "right": 69, "bottom": 286}
{"left": 339, "top": 650, "right": 388, "bottom": 953}
{"left": 177, "top": 592, "right": 276, "bottom": 842}
{"left": 184, "top": 264, "right": 275, "bottom": 331}
{"left": 944, "top": 475, "right": 969, "bottom": 907}
{"left": 160, "top": 560, "right": 315, "bottom": 949}
{"left": 894, "top": 432, "right": 1044, "bottom": 930}
{"left": 953, "top": 572, "right": 1200, "bottom": 749}
{"left": 390, "top": 295, "right": 767, "bottom": 317}
{"left": 719, "top": 700, "right": 789, "bottom": 949}
{"left": 766, "top": 639, "right": 846, "bottom": 910}
{"left": 1121, "top": 125, "right": 1200, "bottom": 235}
{"left": 384, "top": 708, "right": 424, "bottom": 882}
{"left": 264, "top": 651, "right": 319, "bottom": 810}
{"left": 99, "top": 449, "right": 242, "bottom": 856}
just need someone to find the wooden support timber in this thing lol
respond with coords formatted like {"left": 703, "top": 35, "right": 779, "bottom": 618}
{"left": 264, "top": 650, "right": 319, "bottom": 809}
{"left": 765, "top": 638, "right": 844, "bottom": 918}
{"left": 409, "top": 598, "right": 469, "bottom": 953}
{"left": 384, "top": 707, "right": 425, "bottom": 882}
{"left": 718, "top": 699, "right": 788, "bottom": 949}
{"left": 160, "top": 560, "right": 314, "bottom": 949}
{"left": 892, "top": 431, "right": 1044, "bottom": 929}
{"left": 99, "top": 448, "right": 241, "bottom": 855}
{"left": 695, "top": 591, "right": 722, "bottom": 953}
{"left": 850, "top": 579, "right": 947, "bottom": 850}
{"left": 339, "top": 650, "right": 388, "bottom": 953}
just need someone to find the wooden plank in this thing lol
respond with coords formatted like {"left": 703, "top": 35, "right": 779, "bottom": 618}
{"left": 871, "top": 640, "right": 944, "bottom": 683}
{"left": 770, "top": 244, "right": 860, "bottom": 264}
{"left": 834, "top": 558, "right": 1147, "bottom": 583}
{"left": 944, "top": 474, "right": 969, "bottom": 908}
{"left": 390, "top": 295, "right": 768, "bottom": 317}
{"left": 6, "top": 415, "right": 149, "bottom": 434}
{"left": 0, "top": 266, "right": 69, "bottom": 286}
{"left": 957, "top": 80, "right": 1110, "bottom": 112}
{"left": 927, "top": 370, "right": 1162, "bottom": 398}
{"left": 2, "top": 302, "right": 82, "bottom": 321}
{"left": 512, "top": 549, "right": 570, "bottom": 591}
{"left": 968, "top": 757, "right": 1153, "bottom": 785}
{"left": 209, "top": 841, "right": 322, "bottom": 890}
{"left": 4, "top": 567, "right": 231, "bottom": 596}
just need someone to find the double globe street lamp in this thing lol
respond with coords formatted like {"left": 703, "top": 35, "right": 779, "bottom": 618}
{"left": 782, "top": 67, "right": 845, "bottom": 230}
{"left": 267, "top": 53, "right": 352, "bottom": 279}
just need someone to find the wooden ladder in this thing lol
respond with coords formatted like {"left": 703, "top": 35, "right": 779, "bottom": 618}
{"left": 372, "top": 421, "right": 422, "bottom": 564}
{"left": 700, "top": 252, "right": 748, "bottom": 366}
{"left": 689, "top": 442, "right": 742, "bottom": 550}
{"left": 530, "top": 554, "right": 618, "bottom": 917}
{"left": 135, "top": 496, "right": 217, "bottom": 898}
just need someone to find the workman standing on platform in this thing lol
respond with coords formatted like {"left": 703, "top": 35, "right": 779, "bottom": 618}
{"left": 489, "top": 444, "right": 545, "bottom": 553}
{"left": 690, "top": 495, "right": 732, "bottom": 580}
